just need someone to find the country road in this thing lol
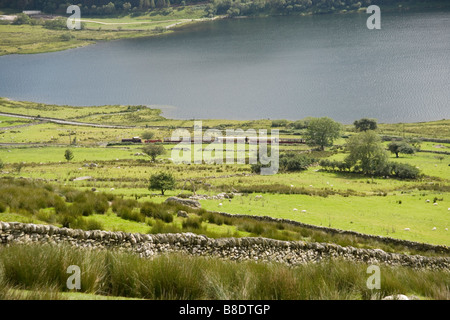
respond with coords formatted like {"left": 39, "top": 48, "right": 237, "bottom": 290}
{"left": 0, "top": 112, "right": 191, "bottom": 130}
{"left": 0, "top": 112, "right": 136, "bottom": 129}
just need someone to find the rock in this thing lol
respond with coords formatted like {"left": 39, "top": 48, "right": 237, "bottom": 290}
{"left": 73, "top": 176, "right": 92, "bottom": 181}
{"left": 177, "top": 210, "right": 188, "bottom": 218}
{"left": 165, "top": 196, "right": 201, "bottom": 208}
{"left": 382, "top": 294, "right": 410, "bottom": 300}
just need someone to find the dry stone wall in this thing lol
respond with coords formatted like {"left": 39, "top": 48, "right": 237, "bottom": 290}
{"left": 1, "top": 221, "right": 449, "bottom": 270}
{"left": 211, "top": 211, "right": 450, "bottom": 255}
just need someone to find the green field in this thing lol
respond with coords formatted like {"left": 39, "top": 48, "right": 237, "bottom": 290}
{"left": 0, "top": 100, "right": 449, "bottom": 273}
{"left": 0, "top": 7, "right": 215, "bottom": 56}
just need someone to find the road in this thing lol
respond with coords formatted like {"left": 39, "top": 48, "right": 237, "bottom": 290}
{"left": 0, "top": 112, "right": 136, "bottom": 129}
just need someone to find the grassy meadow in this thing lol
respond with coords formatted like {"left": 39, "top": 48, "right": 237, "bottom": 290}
{"left": 0, "top": 100, "right": 449, "bottom": 246}
{"left": 0, "top": 6, "right": 214, "bottom": 56}
{"left": 1, "top": 245, "right": 448, "bottom": 300}
{"left": 0, "top": 99, "right": 449, "bottom": 300}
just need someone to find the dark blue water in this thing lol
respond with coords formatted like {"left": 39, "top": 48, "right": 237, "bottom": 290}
{"left": 0, "top": 11, "right": 449, "bottom": 123}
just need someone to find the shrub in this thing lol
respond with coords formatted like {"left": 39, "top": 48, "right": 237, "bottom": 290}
{"left": 60, "top": 33, "right": 75, "bottom": 41}
{"left": 149, "top": 220, "right": 182, "bottom": 234}
{"left": 140, "top": 202, "right": 174, "bottom": 223}
{"left": 279, "top": 153, "right": 316, "bottom": 172}
{"left": 85, "top": 219, "right": 104, "bottom": 231}
{"left": 12, "top": 13, "right": 31, "bottom": 25}
{"left": 390, "top": 162, "right": 421, "bottom": 179}
{"left": 0, "top": 202, "right": 6, "bottom": 213}
{"left": 182, "top": 217, "right": 202, "bottom": 230}
{"left": 44, "top": 18, "right": 67, "bottom": 30}
{"left": 149, "top": 172, "right": 176, "bottom": 195}
{"left": 117, "top": 207, "right": 145, "bottom": 223}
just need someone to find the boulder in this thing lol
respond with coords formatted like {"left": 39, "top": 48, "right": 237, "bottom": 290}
{"left": 165, "top": 197, "right": 201, "bottom": 208}
{"left": 382, "top": 294, "right": 410, "bottom": 300}
{"left": 177, "top": 210, "right": 189, "bottom": 218}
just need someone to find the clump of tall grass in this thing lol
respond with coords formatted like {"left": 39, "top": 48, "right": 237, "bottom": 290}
{"left": 140, "top": 201, "right": 174, "bottom": 223}
{"left": 182, "top": 216, "right": 203, "bottom": 230}
{"left": 148, "top": 220, "right": 183, "bottom": 234}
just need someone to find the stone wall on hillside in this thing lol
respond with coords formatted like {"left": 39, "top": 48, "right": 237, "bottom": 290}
{"left": 1, "top": 222, "right": 449, "bottom": 270}
{"left": 210, "top": 211, "right": 450, "bottom": 255}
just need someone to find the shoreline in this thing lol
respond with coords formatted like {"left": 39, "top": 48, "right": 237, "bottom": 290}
{"left": 1, "top": 3, "right": 450, "bottom": 57}
{"left": 0, "top": 97, "right": 448, "bottom": 129}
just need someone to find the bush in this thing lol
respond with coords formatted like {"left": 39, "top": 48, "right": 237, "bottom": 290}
{"left": 12, "top": 13, "right": 31, "bottom": 25}
{"left": 44, "top": 18, "right": 67, "bottom": 30}
{"left": 182, "top": 217, "right": 202, "bottom": 230}
{"left": 140, "top": 202, "right": 174, "bottom": 223}
{"left": 279, "top": 153, "right": 316, "bottom": 172}
{"left": 117, "top": 207, "right": 145, "bottom": 223}
{"left": 60, "top": 33, "right": 75, "bottom": 41}
{"left": 85, "top": 219, "right": 104, "bottom": 231}
{"left": 0, "top": 202, "right": 7, "bottom": 213}
{"left": 149, "top": 172, "right": 176, "bottom": 195}
{"left": 390, "top": 162, "right": 421, "bottom": 179}
{"left": 149, "top": 220, "right": 182, "bottom": 234}
{"left": 271, "top": 119, "right": 289, "bottom": 127}
{"left": 320, "top": 158, "right": 421, "bottom": 180}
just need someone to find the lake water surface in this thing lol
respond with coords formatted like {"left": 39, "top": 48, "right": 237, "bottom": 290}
{"left": 0, "top": 10, "right": 449, "bottom": 123}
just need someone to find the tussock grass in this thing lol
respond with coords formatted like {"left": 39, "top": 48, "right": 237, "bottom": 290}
{"left": 0, "top": 244, "right": 448, "bottom": 300}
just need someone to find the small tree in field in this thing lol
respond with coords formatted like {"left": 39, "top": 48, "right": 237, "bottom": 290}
{"left": 142, "top": 144, "right": 165, "bottom": 161}
{"left": 387, "top": 141, "right": 415, "bottom": 158}
{"left": 141, "top": 131, "right": 155, "bottom": 140}
{"left": 345, "top": 131, "right": 388, "bottom": 175}
{"left": 353, "top": 118, "right": 378, "bottom": 132}
{"left": 304, "top": 117, "right": 342, "bottom": 151}
{"left": 64, "top": 149, "right": 74, "bottom": 162}
{"left": 149, "top": 172, "right": 176, "bottom": 195}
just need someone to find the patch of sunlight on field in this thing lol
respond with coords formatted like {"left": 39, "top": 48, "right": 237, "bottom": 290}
{"left": 200, "top": 192, "right": 450, "bottom": 246}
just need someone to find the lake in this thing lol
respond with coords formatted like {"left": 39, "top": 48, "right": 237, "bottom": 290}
{"left": 0, "top": 10, "right": 449, "bottom": 124}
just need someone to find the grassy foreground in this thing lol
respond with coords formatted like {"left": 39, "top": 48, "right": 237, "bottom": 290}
{"left": 0, "top": 244, "right": 448, "bottom": 300}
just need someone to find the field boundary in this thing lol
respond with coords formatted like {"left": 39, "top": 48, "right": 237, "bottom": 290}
{"left": 209, "top": 211, "right": 450, "bottom": 254}
{"left": 1, "top": 221, "right": 449, "bottom": 270}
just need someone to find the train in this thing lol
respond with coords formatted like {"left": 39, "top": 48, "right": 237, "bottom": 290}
{"left": 160, "top": 137, "right": 305, "bottom": 144}
{"left": 121, "top": 136, "right": 305, "bottom": 144}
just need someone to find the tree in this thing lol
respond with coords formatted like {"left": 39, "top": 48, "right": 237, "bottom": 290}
{"left": 64, "top": 149, "right": 74, "bottom": 162}
{"left": 149, "top": 172, "right": 176, "bottom": 195}
{"left": 304, "top": 117, "right": 342, "bottom": 151}
{"left": 123, "top": 2, "right": 132, "bottom": 11}
{"left": 406, "top": 137, "right": 422, "bottom": 151}
{"left": 156, "top": 0, "right": 165, "bottom": 8}
{"left": 142, "top": 144, "right": 165, "bottom": 161}
{"left": 345, "top": 131, "right": 388, "bottom": 175}
{"left": 12, "top": 13, "right": 32, "bottom": 25}
{"left": 387, "top": 141, "right": 415, "bottom": 158}
{"left": 353, "top": 118, "right": 378, "bottom": 132}
{"left": 141, "top": 131, "right": 155, "bottom": 140}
